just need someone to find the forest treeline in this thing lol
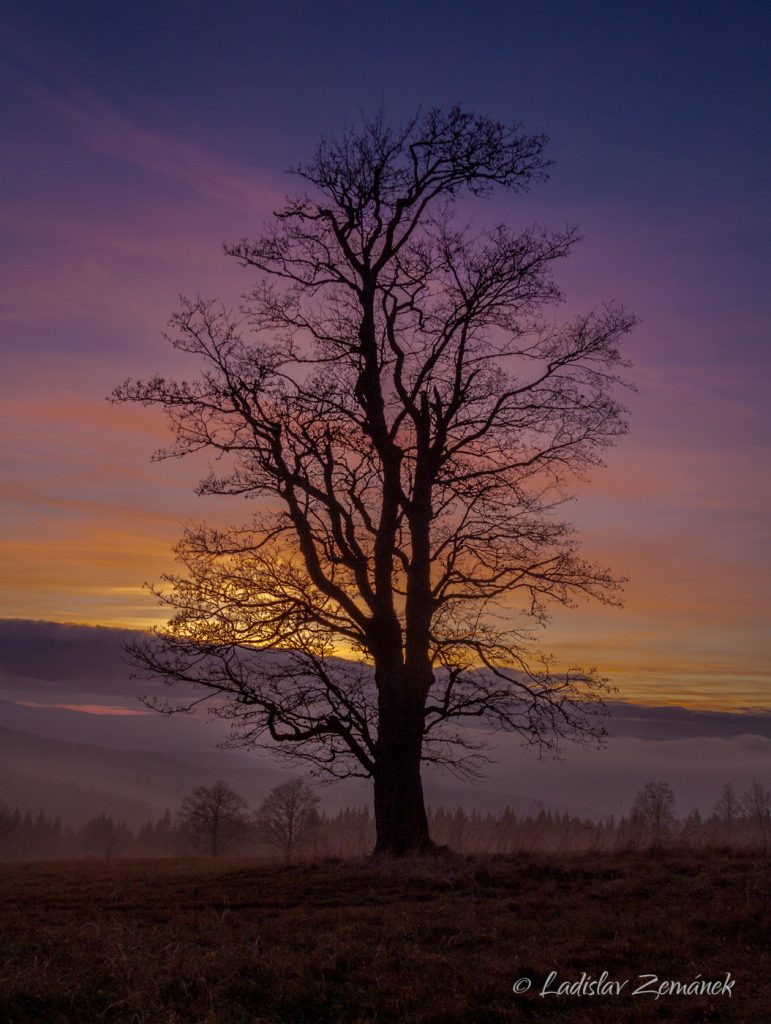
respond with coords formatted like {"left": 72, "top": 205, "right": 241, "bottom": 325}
{"left": 1, "top": 779, "right": 768, "bottom": 861}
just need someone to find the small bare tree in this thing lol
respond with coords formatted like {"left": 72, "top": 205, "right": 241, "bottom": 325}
{"left": 741, "top": 780, "right": 770, "bottom": 847}
{"left": 630, "top": 781, "right": 676, "bottom": 847}
{"left": 115, "top": 106, "right": 635, "bottom": 855}
{"left": 256, "top": 779, "right": 321, "bottom": 860}
{"left": 179, "top": 781, "right": 252, "bottom": 858}
{"left": 712, "top": 782, "right": 741, "bottom": 842}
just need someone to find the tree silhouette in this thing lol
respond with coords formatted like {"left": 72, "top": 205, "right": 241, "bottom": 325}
{"left": 115, "top": 106, "right": 635, "bottom": 855}
{"left": 178, "top": 781, "right": 252, "bottom": 858}
{"left": 713, "top": 782, "right": 741, "bottom": 841}
{"left": 741, "top": 780, "right": 770, "bottom": 846}
{"left": 256, "top": 778, "right": 321, "bottom": 860}
{"left": 630, "top": 781, "right": 676, "bottom": 846}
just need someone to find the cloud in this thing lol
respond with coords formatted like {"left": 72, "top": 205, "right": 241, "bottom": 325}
{"left": 16, "top": 701, "right": 152, "bottom": 717}
{"left": 604, "top": 701, "right": 771, "bottom": 740}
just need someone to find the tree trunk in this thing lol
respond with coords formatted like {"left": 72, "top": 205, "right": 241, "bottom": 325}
{"left": 372, "top": 695, "right": 434, "bottom": 855}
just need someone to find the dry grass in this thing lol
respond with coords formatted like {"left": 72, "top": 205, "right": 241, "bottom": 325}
{"left": 0, "top": 849, "right": 768, "bottom": 1023}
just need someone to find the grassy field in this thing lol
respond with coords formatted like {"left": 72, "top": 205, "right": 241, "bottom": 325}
{"left": 0, "top": 849, "right": 768, "bottom": 1023}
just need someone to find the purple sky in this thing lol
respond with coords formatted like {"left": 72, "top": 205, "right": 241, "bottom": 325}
{"left": 1, "top": 1, "right": 769, "bottom": 709}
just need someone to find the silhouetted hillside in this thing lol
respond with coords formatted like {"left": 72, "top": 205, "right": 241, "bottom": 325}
{"left": 0, "top": 726, "right": 290, "bottom": 826}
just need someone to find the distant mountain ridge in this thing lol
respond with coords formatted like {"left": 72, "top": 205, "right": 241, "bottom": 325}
{"left": 0, "top": 724, "right": 308, "bottom": 826}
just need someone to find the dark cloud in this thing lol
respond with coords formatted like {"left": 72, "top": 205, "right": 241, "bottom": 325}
{"left": 0, "top": 619, "right": 140, "bottom": 685}
{"left": 605, "top": 701, "right": 771, "bottom": 741}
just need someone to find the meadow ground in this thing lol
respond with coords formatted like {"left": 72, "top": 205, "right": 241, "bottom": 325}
{"left": 0, "top": 849, "right": 768, "bottom": 1023}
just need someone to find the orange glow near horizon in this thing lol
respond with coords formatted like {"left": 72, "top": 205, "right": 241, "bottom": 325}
{"left": 1, "top": 403, "right": 769, "bottom": 711}
{"left": 1, "top": 386, "right": 768, "bottom": 711}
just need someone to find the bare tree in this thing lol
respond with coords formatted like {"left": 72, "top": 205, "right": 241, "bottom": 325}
{"left": 178, "top": 781, "right": 252, "bottom": 858}
{"left": 713, "top": 782, "right": 741, "bottom": 841}
{"left": 256, "top": 778, "right": 321, "bottom": 860}
{"left": 741, "top": 780, "right": 770, "bottom": 847}
{"left": 114, "top": 106, "right": 635, "bottom": 855}
{"left": 630, "top": 781, "right": 676, "bottom": 846}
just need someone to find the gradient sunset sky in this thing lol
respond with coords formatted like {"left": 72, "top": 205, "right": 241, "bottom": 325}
{"left": 1, "top": 1, "right": 769, "bottom": 710}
